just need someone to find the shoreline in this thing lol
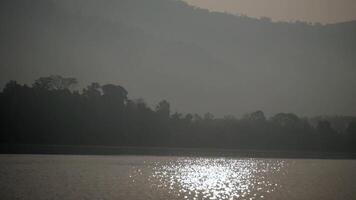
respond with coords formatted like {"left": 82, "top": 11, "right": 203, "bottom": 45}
{"left": 1, "top": 144, "right": 356, "bottom": 159}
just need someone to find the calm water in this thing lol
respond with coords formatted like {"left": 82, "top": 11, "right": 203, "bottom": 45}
{"left": 0, "top": 155, "right": 355, "bottom": 200}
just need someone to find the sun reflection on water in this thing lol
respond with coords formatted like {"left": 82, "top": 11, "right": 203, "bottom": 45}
{"left": 149, "top": 158, "right": 286, "bottom": 200}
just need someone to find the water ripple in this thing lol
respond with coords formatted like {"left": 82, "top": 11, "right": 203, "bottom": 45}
{"left": 149, "top": 158, "right": 286, "bottom": 200}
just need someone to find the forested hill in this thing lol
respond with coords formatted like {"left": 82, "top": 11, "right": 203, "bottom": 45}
{"left": 1, "top": 0, "right": 356, "bottom": 116}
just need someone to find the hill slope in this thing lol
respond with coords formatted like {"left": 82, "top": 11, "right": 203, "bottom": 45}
{"left": 1, "top": 0, "right": 356, "bottom": 116}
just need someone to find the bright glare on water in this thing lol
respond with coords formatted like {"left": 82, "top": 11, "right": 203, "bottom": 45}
{"left": 1, "top": 155, "right": 356, "bottom": 200}
{"left": 148, "top": 158, "right": 286, "bottom": 200}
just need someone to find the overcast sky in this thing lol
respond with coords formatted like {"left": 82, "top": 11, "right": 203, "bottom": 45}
{"left": 184, "top": 0, "right": 356, "bottom": 24}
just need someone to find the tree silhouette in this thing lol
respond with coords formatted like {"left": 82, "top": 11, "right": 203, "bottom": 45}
{"left": 243, "top": 111, "right": 266, "bottom": 122}
{"left": 83, "top": 82, "right": 101, "bottom": 98}
{"left": 102, "top": 84, "right": 128, "bottom": 106}
{"left": 346, "top": 121, "right": 356, "bottom": 151}
{"left": 33, "top": 75, "right": 78, "bottom": 91}
{"left": 156, "top": 100, "right": 170, "bottom": 118}
{"left": 0, "top": 76, "right": 355, "bottom": 155}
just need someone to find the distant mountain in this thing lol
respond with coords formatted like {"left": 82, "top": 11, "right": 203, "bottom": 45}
{"left": 1, "top": 0, "right": 356, "bottom": 116}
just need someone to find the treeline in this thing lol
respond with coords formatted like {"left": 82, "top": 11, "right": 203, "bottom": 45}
{"left": 1, "top": 75, "right": 356, "bottom": 153}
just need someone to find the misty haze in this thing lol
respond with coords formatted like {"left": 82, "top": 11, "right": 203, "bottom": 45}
{"left": 0, "top": 0, "right": 356, "bottom": 200}
{"left": 1, "top": 0, "right": 356, "bottom": 116}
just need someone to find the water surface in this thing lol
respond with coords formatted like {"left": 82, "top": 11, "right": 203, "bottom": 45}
{"left": 0, "top": 155, "right": 355, "bottom": 200}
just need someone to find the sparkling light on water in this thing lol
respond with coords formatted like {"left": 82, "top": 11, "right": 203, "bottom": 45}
{"left": 149, "top": 158, "right": 286, "bottom": 200}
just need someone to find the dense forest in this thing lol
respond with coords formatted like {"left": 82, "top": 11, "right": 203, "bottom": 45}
{"left": 1, "top": 76, "right": 356, "bottom": 153}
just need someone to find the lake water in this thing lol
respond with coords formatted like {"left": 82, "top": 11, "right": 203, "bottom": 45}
{"left": 0, "top": 155, "right": 355, "bottom": 200}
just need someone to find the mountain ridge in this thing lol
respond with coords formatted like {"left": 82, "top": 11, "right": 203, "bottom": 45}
{"left": 0, "top": 0, "right": 355, "bottom": 116}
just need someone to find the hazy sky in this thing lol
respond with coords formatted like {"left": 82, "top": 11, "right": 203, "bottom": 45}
{"left": 184, "top": 0, "right": 356, "bottom": 23}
